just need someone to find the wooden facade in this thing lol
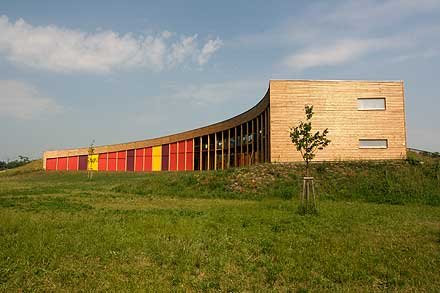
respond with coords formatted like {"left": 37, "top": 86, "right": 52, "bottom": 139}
{"left": 43, "top": 80, "right": 407, "bottom": 171}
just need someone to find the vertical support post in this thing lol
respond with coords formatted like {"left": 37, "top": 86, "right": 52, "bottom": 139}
{"left": 267, "top": 107, "right": 270, "bottom": 162}
{"left": 221, "top": 131, "right": 224, "bottom": 170}
{"left": 214, "top": 133, "right": 217, "bottom": 170}
{"left": 228, "top": 129, "right": 231, "bottom": 169}
{"left": 199, "top": 136, "right": 203, "bottom": 171}
{"left": 246, "top": 122, "right": 249, "bottom": 166}
{"left": 265, "top": 108, "right": 269, "bottom": 163}
{"left": 251, "top": 119, "right": 254, "bottom": 165}
{"left": 234, "top": 127, "right": 237, "bottom": 167}
{"left": 256, "top": 117, "right": 259, "bottom": 163}
{"left": 207, "top": 134, "right": 210, "bottom": 170}
{"left": 260, "top": 114, "right": 263, "bottom": 163}
{"left": 240, "top": 124, "right": 243, "bottom": 167}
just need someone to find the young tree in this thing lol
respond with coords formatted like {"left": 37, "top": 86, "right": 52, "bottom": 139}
{"left": 289, "top": 105, "right": 331, "bottom": 176}
{"left": 87, "top": 140, "right": 96, "bottom": 180}
{"left": 289, "top": 105, "right": 330, "bottom": 214}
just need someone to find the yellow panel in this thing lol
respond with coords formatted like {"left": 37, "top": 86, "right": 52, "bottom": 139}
{"left": 88, "top": 154, "right": 99, "bottom": 171}
{"left": 152, "top": 146, "right": 162, "bottom": 171}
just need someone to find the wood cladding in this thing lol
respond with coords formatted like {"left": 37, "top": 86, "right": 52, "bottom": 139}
{"left": 269, "top": 80, "right": 406, "bottom": 162}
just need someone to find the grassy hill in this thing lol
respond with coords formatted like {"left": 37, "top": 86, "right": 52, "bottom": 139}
{"left": 0, "top": 152, "right": 439, "bottom": 291}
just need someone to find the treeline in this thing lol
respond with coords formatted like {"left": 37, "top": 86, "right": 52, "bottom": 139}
{"left": 0, "top": 156, "right": 30, "bottom": 170}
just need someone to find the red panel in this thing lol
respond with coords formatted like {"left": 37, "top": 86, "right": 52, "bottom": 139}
{"left": 135, "top": 148, "right": 144, "bottom": 172}
{"left": 117, "top": 151, "right": 126, "bottom": 171}
{"left": 170, "top": 142, "right": 177, "bottom": 171}
{"left": 178, "top": 141, "right": 185, "bottom": 171}
{"left": 57, "top": 157, "right": 67, "bottom": 171}
{"left": 46, "top": 158, "right": 57, "bottom": 170}
{"left": 186, "top": 153, "right": 193, "bottom": 170}
{"left": 108, "top": 152, "right": 117, "bottom": 171}
{"left": 186, "top": 139, "right": 193, "bottom": 170}
{"left": 98, "top": 153, "right": 107, "bottom": 171}
{"left": 186, "top": 139, "right": 193, "bottom": 152}
{"left": 68, "top": 156, "right": 78, "bottom": 171}
{"left": 144, "top": 147, "right": 152, "bottom": 171}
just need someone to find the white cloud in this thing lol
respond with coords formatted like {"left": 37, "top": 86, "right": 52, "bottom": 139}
{"left": 168, "top": 35, "right": 198, "bottom": 67}
{"left": 284, "top": 38, "right": 402, "bottom": 70}
{"left": 234, "top": 0, "right": 440, "bottom": 71}
{"left": 198, "top": 38, "right": 223, "bottom": 65}
{"left": 0, "top": 15, "right": 223, "bottom": 73}
{"left": 0, "top": 80, "right": 62, "bottom": 119}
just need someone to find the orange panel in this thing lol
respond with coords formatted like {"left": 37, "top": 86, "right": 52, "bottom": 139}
{"left": 135, "top": 148, "right": 144, "bottom": 172}
{"left": 144, "top": 147, "right": 152, "bottom": 172}
{"left": 170, "top": 142, "right": 177, "bottom": 171}
{"left": 98, "top": 153, "right": 107, "bottom": 171}
{"left": 117, "top": 151, "right": 126, "bottom": 171}
{"left": 108, "top": 152, "right": 117, "bottom": 171}
{"left": 57, "top": 157, "right": 67, "bottom": 171}
{"left": 68, "top": 156, "right": 78, "bottom": 171}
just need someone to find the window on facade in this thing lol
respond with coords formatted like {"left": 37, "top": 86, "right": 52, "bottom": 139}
{"left": 359, "top": 139, "right": 388, "bottom": 149}
{"left": 357, "top": 98, "right": 386, "bottom": 110}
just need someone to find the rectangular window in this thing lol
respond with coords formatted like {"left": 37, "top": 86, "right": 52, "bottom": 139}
{"left": 359, "top": 139, "right": 388, "bottom": 149}
{"left": 358, "top": 98, "right": 386, "bottom": 110}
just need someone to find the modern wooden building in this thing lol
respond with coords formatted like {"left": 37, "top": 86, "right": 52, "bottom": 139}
{"left": 43, "top": 80, "right": 407, "bottom": 171}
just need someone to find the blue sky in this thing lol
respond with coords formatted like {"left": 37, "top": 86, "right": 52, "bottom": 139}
{"left": 0, "top": 0, "right": 439, "bottom": 161}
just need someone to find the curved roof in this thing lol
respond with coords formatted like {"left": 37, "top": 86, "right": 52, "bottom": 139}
{"left": 44, "top": 87, "right": 270, "bottom": 158}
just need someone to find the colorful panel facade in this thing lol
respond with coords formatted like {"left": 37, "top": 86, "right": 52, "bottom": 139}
{"left": 68, "top": 156, "right": 78, "bottom": 171}
{"left": 152, "top": 146, "right": 161, "bottom": 171}
{"left": 117, "top": 151, "right": 126, "bottom": 171}
{"left": 78, "top": 155, "right": 88, "bottom": 170}
{"left": 46, "top": 158, "right": 57, "bottom": 170}
{"left": 135, "top": 148, "right": 144, "bottom": 172}
{"left": 127, "top": 149, "right": 135, "bottom": 171}
{"left": 58, "top": 157, "right": 67, "bottom": 170}
{"left": 170, "top": 143, "right": 177, "bottom": 171}
{"left": 178, "top": 141, "right": 185, "bottom": 171}
{"left": 88, "top": 154, "right": 99, "bottom": 171}
{"left": 98, "top": 153, "right": 107, "bottom": 171}
{"left": 186, "top": 139, "right": 194, "bottom": 171}
{"left": 144, "top": 147, "right": 152, "bottom": 172}
{"left": 108, "top": 152, "right": 117, "bottom": 171}
{"left": 161, "top": 144, "right": 169, "bottom": 171}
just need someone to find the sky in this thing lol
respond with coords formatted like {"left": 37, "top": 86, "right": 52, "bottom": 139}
{"left": 0, "top": 0, "right": 439, "bottom": 161}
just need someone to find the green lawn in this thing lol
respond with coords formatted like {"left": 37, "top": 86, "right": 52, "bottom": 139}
{"left": 0, "top": 160, "right": 439, "bottom": 291}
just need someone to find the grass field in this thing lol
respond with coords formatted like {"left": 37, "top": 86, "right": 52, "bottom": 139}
{"left": 0, "top": 155, "right": 439, "bottom": 291}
